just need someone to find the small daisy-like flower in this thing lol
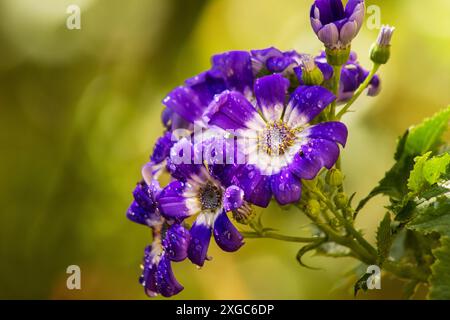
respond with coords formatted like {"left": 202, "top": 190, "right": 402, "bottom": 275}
{"left": 158, "top": 138, "right": 245, "bottom": 266}
{"left": 310, "top": 0, "right": 365, "bottom": 50}
{"left": 203, "top": 74, "right": 347, "bottom": 207}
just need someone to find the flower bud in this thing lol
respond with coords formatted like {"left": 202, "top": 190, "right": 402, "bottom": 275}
{"left": 334, "top": 192, "right": 348, "bottom": 208}
{"left": 370, "top": 25, "right": 395, "bottom": 65}
{"left": 307, "top": 199, "right": 321, "bottom": 217}
{"left": 310, "top": 0, "right": 365, "bottom": 52}
{"left": 299, "top": 55, "right": 324, "bottom": 85}
{"left": 326, "top": 168, "right": 344, "bottom": 187}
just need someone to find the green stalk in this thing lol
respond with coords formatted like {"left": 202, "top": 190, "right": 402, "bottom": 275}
{"left": 337, "top": 63, "right": 381, "bottom": 119}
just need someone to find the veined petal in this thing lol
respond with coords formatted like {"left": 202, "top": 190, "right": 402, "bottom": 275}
{"left": 185, "top": 71, "right": 226, "bottom": 107}
{"left": 303, "top": 121, "right": 348, "bottom": 146}
{"left": 188, "top": 214, "right": 213, "bottom": 266}
{"left": 166, "top": 138, "right": 203, "bottom": 182}
{"left": 204, "top": 91, "right": 266, "bottom": 131}
{"left": 158, "top": 181, "right": 192, "bottom": 221}
{"left": 270, "top": 168, "right": 302, "bottom": 205}
{"left": 213, "top": 210, "right": 244, "bottom": 252}
{"left": 151, "top": 132, "right": 174, "bottom": 165}
{"left": 284, "top": 86, "right": 335, "bottom": 128}
{"left": 254, "top": 74, "right": 289, "bottom": 122}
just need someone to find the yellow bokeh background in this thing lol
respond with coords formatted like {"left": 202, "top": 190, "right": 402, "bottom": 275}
{"left": 0, "top": 0, "right": 449, "bottom": 299}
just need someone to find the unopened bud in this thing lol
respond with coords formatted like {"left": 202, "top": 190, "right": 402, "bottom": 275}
{"left": 326, "top": 168, "right": 344, "bottom": 187}
{"left": 300, "top": 55, "right": 324, "bottom": 85}
{"left": 307, "top": 199, "right": 321, "bottom": 217}
{"left": 334, "top": 192, "right": 348, "bottom": 208}
{"left": 370, "top": 25, "right": 395, "bottom": 65}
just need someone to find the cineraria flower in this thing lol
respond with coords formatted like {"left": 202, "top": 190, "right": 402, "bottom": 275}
{"left": 203, "top": 74, "right": 347, "bottom": 207}
{"left": 310, "top": 0, "right": 365, "bottom": 49}
{"left": 302, "top": 51, "right": 380, "bottom": 102}
{"left": 158, "top": 138, "right": 245, "bottom": 266}
{"left": 127, "top": 179, "right": 190, "bottom": 297}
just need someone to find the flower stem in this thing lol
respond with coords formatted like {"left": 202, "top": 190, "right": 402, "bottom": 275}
{"left": 337, "top": 63, "right": 381, "bottom": 119}
{"left": 241, "top": 231, "right": 323, "bottom": 243}
{"left": 329, "top": 65, "right": 342, "bottom": 120}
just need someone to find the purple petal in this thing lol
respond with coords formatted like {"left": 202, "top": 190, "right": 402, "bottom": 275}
{"left": 284, "top": 86, "right": 335, "bottom": 128}
{"left": 151, "top": 132, "right": 174, "bottom": 165}
{"left": 188, "top": 216, "right": 212, "bottom": 266}
{"left": 185, "top": 71, "right": 227, "bottom": 107}
{"left": 345, "top": 0, "right": 364, "bottom": 18}
{"left": 163, "top": 223, "right": 190, "bottom": 262}
{"left": 302, "top": 138, "right": 340, "bottom": 169}
{"left": 213, "top": 210, "right": 244, "bottom": 252}
{"left": 339, "top": 20, "right": 358, "bottom": 44}
{"left": 317, "top": 23, "right": 339, "bottom": 47}
{"left": 155, "top": 255, "right": 184, "bottom": 297}
{"left": 312, "top": 0, "right": 345, "bottom": 25}
{"left": 162, "top": 86, "right": 205, "bottom": 124}
{"left": 270, "top": 168, "right": 302, "bottom": 205}
{"left": 230, "top": 165, "right": 272, "bottom": 207}
{"left": 254, "top": 74, "right": 289, "bottom": 122}
{"left": 203, "top": 91, "right": 265, "bottom": 130}
{"left": 289, "top": 152, "right": 323, "bottom": 180}
{"left": 305, "top": 121, "right": 348, "bottom": 146}
{"left": 158, "top": 181, "right": 191, "bottom": 221}
{"left": 140, "top": 246, "right": 158, "bottom": 297}
{"left": 166, "top": 138, "right": 203, "bottom": 181}
{"left": 223, "top": 185, "right": 244, "bottom": 211}
{"left": 211, "top": 51, "right": 253, "bottom": 92}
{"left": 368, "top": 74, "right": 381, "bottom": 96}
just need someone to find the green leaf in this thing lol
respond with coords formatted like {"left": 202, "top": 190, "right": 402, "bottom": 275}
{"left": 408, "top": 152, "right": 450, "bottom": 195}
{"left": 428, "top": 236, "right": 450, "bottom": 299}
{"left": 405, "top": 106, "right": 450, "bottom": 155}
{"left": 356, "top": 106, "right": 450, "bottom": 214}
{"left": 407, "top": 197, "right": 450, "bottom": 237}
{"left": 407, "top": 152, "right": 432, "bottom": 193}
{"left": 376, "top": 213, "right": 392, "bottom": 265}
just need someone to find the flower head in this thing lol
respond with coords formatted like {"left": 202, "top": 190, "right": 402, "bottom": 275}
{"left": 204, "top": 74, "right": 348, "bottom": 207}
{"left": 158, "top": 138, "right": 245, "bottom": 266}
{"left": 310, "top": 0, "right": 365, "bottom": 49}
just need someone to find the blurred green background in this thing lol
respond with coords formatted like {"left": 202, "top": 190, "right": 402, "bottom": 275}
{"left": 1, "top": 0, "right": 449, "bottom": 299}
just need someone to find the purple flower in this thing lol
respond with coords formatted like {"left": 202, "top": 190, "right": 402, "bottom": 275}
{"left": 127, "top": 175, "right": 190, "bottom": 297}
{"left": 310, "top": 0, "right": 365, "bottom": 49}
{"left": 139, "top": 224, "right": 189, "bottom": 297}
{"left": 308, "top": 51, "right": 380, "bottom": 103}
{"left": 158, "top": 138, "right": 245, "bottom": 266}
{"left": 250, "top": 47, "right": 302, "bottom": 75}
{"left": 203, "top": 74, "right": 347, "bottom": 207}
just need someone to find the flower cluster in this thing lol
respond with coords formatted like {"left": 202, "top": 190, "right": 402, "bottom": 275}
{"left": 126, "top": 0, "right": 388, "bottom": 297}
